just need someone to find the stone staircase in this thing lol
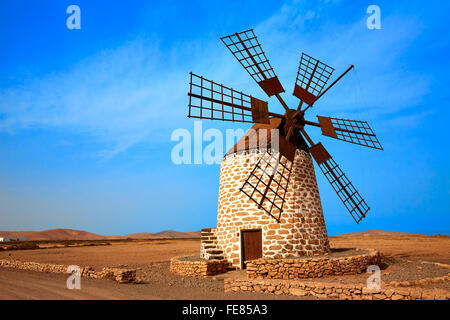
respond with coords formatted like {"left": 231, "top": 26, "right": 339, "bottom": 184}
{"left": 200, "top": 228, "right": 225, "bottom": 260}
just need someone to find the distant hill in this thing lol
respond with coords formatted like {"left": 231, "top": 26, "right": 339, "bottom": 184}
{"left": 0, "top": 229, "right": 110, "bottom": 241}
{"left": 127, "top": 230, "right": 201, "bottom": 239}
{"left": 0, "top": 228, "right": 201, "bottom": 241}
{"left": 334, "top": 229, "right": 424, "bottom": 237}
{"left": 1, "top": 228, "right": 432, "bottom": 241}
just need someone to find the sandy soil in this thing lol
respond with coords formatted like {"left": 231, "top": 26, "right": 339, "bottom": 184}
{"left": 0, "top": 240, "right": 200, "bottom": 268}
{"left": 2, "top": 236, "right": 448, "bottom": 267}
{"left": 329, "top": 235, "right": 450, "bottom": 264}
{"left": 0, "top": 235, "right": 448, "bottom": 299}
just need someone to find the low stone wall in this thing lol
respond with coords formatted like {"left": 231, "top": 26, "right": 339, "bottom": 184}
{"left": 95, "top": 267, "right": 136, "bottom": 283}
{"left": 246, "top": 249, "right": 381, "bottom": 279}
{"left": 224, "top": 278, "right": 450, "bottom": 300}
{"left": 170, "top": 256, "right": 229, "bottom": 278}
{"left": 0, "top": 259, "right": 136, "bottom": 283}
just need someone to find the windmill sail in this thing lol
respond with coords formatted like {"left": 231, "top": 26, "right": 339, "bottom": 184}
{"left": 221, "top": 29, "right": 284, "bottom": 97}
{"left": 309, "top": 142, "right": 369, "bottom": 223}
{"left": 188, "top": 73, "right": 272, "bottom": 124}
{"left": 240, "top": 150, "right": 293, "bottom": 223}
{"left": 293, "top": 53, "right": 334, "bottom": 106}
{"left": 317, "top": 116, "right": 383, "bottom": 150}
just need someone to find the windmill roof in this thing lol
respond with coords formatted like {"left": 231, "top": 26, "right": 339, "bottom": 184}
{"left": 225, "top": 118, "right": 282, "bottom": 156}
{"left": 225, "top": 117, "right": 310, "bottom": 158}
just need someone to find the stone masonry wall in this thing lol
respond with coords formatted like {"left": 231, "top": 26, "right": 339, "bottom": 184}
{"left": 170, "top": 256, "right": 229, "bottom": 278}
{"left": 224, "top": 278, "right": 450, "bottom": 300}
{"left": 246, "top": 249, "right": 381, "bottom": 279}
{"left": 217, "top": 149, "right": 330, "bottom": 268}
{"left": 0, "top": 259, "right": 136, "bottom": 283}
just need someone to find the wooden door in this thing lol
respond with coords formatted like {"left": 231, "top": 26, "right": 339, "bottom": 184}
{"left": 241, "top": 229, "right": 262, "bottom": 269}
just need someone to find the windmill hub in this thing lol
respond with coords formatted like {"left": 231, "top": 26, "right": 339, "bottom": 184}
{"left": 188, "top": 29, "right": 383, "bottom": 269}
{"left": 282, "top": 109, "right": 305, "bottom": 133}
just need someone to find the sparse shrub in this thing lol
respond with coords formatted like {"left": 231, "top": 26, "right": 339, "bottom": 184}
{"left": 5, "top": 242, "right": 39, "bottom": 250}
{"left": 16, "top": 242, "right": 40, "bottom": 250}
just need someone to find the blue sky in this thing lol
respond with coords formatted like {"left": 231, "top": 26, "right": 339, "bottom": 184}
{"left": 0, "top": 0, "right": 448, "bottom": 236}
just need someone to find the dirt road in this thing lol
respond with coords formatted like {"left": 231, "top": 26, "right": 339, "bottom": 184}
{"left": 0, "top": 267, "right": 314, "bottom": 300}
{"left": 0, "top": 268, "right": 160, "bottom": 299}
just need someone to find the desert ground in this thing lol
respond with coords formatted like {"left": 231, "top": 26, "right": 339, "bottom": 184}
{"left": 0, "top": 235, "right": 449, "bottom": 299}
{"left": 331, "top": 235, "right": 450, "bottom": 264}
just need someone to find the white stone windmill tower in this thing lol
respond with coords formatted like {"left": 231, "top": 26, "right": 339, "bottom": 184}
{"left": 188, "top": 29, "right": 383, "bottom": 269}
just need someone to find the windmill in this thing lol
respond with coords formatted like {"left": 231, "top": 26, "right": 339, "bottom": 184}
{"left": 188, "top": 29, "right": 382, "bottom": 267}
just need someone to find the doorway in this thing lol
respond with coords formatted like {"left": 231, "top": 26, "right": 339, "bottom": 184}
{"left": 240, "top": 229, "right": 262, "bottom": 269}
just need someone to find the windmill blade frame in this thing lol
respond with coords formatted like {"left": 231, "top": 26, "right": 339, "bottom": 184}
{"left": 293, "top": 52, "right": 335, "bottom": 107}
{"left": 221, "top": 29, "right": 285, "bottom": 98}
{"left": 240, "top": 149, "right": 293, "bottom": 223}
{"left": 308, "top": 142, "right": 369, "bottom": 223}
{"left": 188, "top": 72, "right": 281, "bottom": 124}
{"left": 316, "top": 116, "right": 383, "bottom": 150}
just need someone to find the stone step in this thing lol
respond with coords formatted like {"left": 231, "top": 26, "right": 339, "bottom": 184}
{"left": 201, "top": 232, "right": 215, "bottom": 237}
{"left": 203, "top": 235, "right": 217, "bottom": 240}
{"left": 207, "top": 254, "right": 224, "bottom": 260}
{"left": 206, "top": 249, "right": 223, "bottom": 255}
{"left": 203, "top": 242, "right": 220, "bottom": 250}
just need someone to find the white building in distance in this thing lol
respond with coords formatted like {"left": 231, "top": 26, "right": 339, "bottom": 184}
{"left": 0, "top": 237, "right": 27, "bottom": 242}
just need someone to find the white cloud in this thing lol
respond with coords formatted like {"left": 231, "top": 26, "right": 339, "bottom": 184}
{"left": 0, "top": 0, "right": 432, "bottom": 158}
{"left": 0, "top": 37, "right": 190, "bottom": 155}
{"left": 253, "top": 2, "right": 430, "bottom": 119}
